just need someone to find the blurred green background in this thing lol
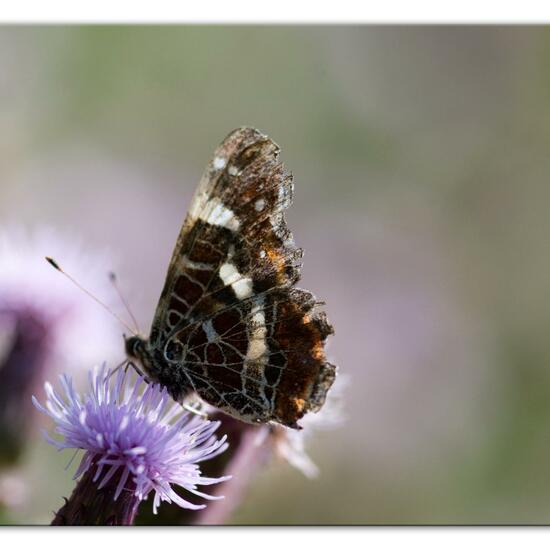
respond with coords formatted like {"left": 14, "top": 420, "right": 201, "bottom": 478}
{"left": 2, "top": 25, "right": 550, "bottom": 524}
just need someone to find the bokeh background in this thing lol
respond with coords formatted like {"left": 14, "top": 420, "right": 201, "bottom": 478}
{"left": 2, "top": 25, "right": 550, "bottom": 524}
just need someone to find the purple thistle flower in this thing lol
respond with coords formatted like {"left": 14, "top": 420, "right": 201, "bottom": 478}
{"left": 33, "top": 365, "right": 230, "bottom": 524}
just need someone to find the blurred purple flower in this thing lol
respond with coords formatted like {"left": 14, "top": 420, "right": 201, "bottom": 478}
{"left": 0, "top": 471, "right": 29, "bottom": 513}
{"left": 189, "top": 416, "right": 271, "bottom": 526}
{"left": 0, "top": 226, "right": 121, "bottom": 367}
{"left": 33, "top": 365, "right": 230, "bottom": 523}
{"left": 0, "top": 226, "right": 118, "bottom": 467}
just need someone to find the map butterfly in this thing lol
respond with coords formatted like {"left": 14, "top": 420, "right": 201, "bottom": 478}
{"left": 125, "top": 128, "right": 337, "bottom": 429}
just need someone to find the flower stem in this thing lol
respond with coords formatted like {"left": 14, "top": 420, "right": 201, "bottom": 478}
{"left": 193, "top": 418, "right": 269, "bottom": 525}
{"left": 52, "top": 466, "right": 140, "bottom": 526}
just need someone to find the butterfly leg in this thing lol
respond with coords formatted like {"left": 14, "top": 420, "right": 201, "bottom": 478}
{"left": 106, "top": 359, "right": 130, "bottom": 381}
{"left": 127, "top": 360, "right": 151, "bottom": 382}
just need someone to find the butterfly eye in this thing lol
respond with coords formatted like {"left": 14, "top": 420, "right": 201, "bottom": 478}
{"left": 164, "top": 341, "right": 184, "bottom": 362}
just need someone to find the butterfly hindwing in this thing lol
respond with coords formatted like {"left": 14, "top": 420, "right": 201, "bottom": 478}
{"left": 163, "top": 287, "right": 335, "bottom": 426}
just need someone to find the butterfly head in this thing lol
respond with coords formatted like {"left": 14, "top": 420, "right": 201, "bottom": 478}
{"left": 124, "top": 334, "right": 166, "bottom": 387}
{"left": 123, "top": 333, "right": 190, "bottom": 402}
{"left": 124, "top": 334, "right": 148, "bottom": 362}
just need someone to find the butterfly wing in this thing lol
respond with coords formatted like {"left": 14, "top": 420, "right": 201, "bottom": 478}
{"left": 149, "top": 127, "right": 336, "bottom": 427}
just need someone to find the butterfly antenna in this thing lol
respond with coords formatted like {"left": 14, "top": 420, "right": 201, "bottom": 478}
{"left": 108, "top": 271, "right": 140, "bottom": 334}
{"left": 45, "top": 256, "right": 137, "bottom": 335}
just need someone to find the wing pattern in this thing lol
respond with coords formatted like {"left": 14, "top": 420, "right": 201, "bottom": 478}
{"left": 145, "top": 128, "right": 336, "bottom": 428}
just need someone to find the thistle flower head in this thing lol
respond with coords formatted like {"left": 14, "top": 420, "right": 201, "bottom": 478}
{"left": 33, "top": 365, "right": 230, "bottom": 513}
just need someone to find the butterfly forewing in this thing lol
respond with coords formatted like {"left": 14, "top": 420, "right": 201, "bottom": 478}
{"left": 145, "top": 127, "right": 336, "bottom": 428}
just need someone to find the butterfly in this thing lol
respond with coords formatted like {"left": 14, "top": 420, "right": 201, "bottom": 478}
{"left": 125, "top": 128, "right": 336, "bottom": 429}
